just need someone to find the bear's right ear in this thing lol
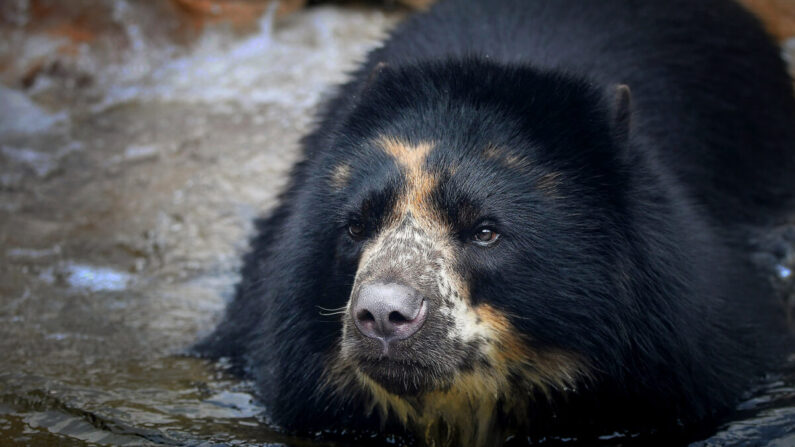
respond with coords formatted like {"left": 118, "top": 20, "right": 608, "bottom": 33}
{"left": 608, "top": 84, "right": 632, "bottom": 149}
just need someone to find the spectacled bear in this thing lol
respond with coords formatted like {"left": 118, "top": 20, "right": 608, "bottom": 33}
{"left": 195, "top": 0, "right": 795, "bottom": 444}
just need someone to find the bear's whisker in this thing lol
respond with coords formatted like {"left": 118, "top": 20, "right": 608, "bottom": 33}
{"left": 317, "top": 305, "right": 348, "bottom": 317}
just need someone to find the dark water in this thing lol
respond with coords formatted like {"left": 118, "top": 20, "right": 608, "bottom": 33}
{"left": 0, "top": 2, "right": 793, "bottom": 446}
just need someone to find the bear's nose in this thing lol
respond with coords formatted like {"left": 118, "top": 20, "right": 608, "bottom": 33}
{"left": 352, "top": 283, "right": 427, "bottom": 344}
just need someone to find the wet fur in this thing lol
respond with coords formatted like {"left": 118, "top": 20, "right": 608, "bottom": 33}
{"left": 195, "top": 0, "right": 795, "bottom": 444}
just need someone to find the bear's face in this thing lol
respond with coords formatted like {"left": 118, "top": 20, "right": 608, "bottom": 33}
{"left": 326, "top": 114, "right": 623, "bottom": 395}
{"left": 319, "top": 63, "right": 634, "bottom": 436}
{"left": 336, "top": 137, "right": 494, "bottom": 397}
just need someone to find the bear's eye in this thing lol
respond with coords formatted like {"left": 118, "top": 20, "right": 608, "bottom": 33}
{"left": 472, "top": 227, "right": 500, "bottom": 246}
{"left": 348, "top": 221, "right": 366, "bottom": 240}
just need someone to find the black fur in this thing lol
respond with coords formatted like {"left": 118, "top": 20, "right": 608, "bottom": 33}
{"left": 195, "top": 0, "right": 795, "bottom": 442}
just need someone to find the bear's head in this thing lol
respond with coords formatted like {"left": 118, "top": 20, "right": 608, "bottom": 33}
{"left": 318, "top": 60, "right": 652, "bottom": 440}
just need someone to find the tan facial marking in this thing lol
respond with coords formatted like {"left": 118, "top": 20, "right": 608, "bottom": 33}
{"left": 376, "top": 136, "right": 440, "bottom": 224}
{"left": 484, "top": 145, "right": 532, "bottom": 172}
{"left": 355, "top": 370, "right": 507, "bottom": 446}
{"left": 484, "top": 145, "right": 563, "bottom": 199}
{"left": 330, "top": 163, "right": 352, "bottom": 190}
{"left": 474, "top": 304, "right": 585, "bottom": 392}
{"left": 536, "top": 171, "right": 563, "bottom": 199}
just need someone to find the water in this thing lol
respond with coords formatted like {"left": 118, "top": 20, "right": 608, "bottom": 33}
{"left": 0, "top": 2, "right": 793, "bottom": 446}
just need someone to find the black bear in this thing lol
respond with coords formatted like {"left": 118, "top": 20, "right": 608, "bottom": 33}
{"left": 196, "top": 0, "right": 795, "bottom": 445}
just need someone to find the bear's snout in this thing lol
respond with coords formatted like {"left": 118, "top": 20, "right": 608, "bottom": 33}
{"left": 351, "top": 282, "right": 427, "bottom": 355}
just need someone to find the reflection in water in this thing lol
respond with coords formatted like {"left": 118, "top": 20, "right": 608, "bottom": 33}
{"left": 0, "top": 1, "right": 793, "bottom": 446}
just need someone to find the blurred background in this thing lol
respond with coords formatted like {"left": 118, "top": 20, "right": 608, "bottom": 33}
{"left": 0, "top": 1, "right": 793, "bottom": 446}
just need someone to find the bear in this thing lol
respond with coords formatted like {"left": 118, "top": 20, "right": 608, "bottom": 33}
{"left": 195, "top": 0, "right": 795, "bottom": 445}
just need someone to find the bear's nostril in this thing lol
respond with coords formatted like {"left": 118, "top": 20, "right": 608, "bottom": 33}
{"left": 388, "top": 311, "right": 409, "bottom": 324}
{"left": 357, "top": 310, "right": 375, "bottom": 323}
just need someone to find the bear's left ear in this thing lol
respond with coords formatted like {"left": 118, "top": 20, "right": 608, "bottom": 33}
{"left": 608, "top": 84, "right": 632, "bottom": 149}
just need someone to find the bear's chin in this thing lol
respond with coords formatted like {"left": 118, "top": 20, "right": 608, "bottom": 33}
{"left": 356, "top": 358, "right": 451, "bottom": 396}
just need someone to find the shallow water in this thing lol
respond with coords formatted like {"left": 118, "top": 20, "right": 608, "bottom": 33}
{"left": 0, "top": 2, "right": 793, "bottom": 446}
